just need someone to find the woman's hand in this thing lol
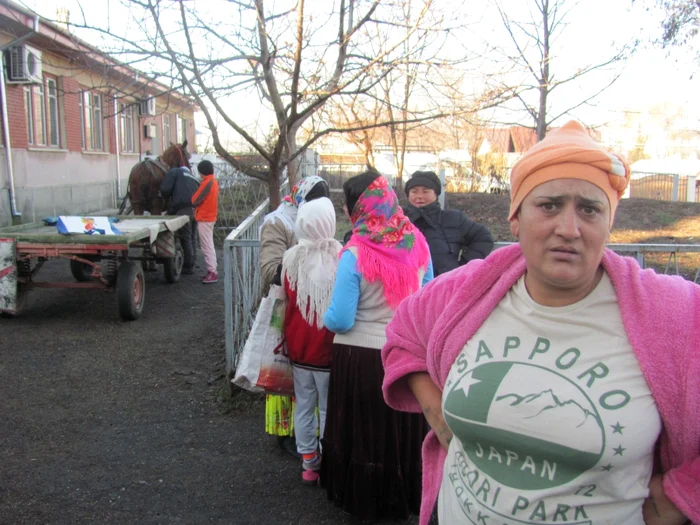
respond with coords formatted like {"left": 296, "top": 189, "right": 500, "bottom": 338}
{"left": 433, "top": 419, "right": 454, "bottom": 450}
{"left": 406, "top": 372, "right": 453, "bottom": 450}
{"left": 643, "top": 474, "right": 687, "bottom": 525}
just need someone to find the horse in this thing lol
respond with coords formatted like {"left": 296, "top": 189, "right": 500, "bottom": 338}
{"left": 120, "top": 140, "right": 192, "bottom": 215}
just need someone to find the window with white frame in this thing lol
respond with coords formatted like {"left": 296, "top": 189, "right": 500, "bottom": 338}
{"left": 79, "top": 90, "right": 103, "bottom": 151}
{"left": 46, "top": 79, "right": 59, "bottom": 146}
{"left": 162, "top": 113, "right": 171, "bottom": 150}
{"left": 119, "top": 102, "right": 135, "bottom": 153}
{"left": 24, "top": 87, "right": 33, "bottom": 145}
{"left": 175, "top": 114, "right": 187, "bottom": 144}
{"left": 24, "top": 77, "right": 60, "bottom": 147}
{"left": 34, "top": 83, "right": 46, "bottom": 145}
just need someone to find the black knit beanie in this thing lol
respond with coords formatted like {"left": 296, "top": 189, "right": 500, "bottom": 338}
{"left": 405, "top": 170, "right": 442, "bottom": 196}
{"left": 197, "top": 160, "right": 214, "bottom": 176}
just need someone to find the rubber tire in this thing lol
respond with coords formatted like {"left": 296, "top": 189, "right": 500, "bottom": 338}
{"left": 116, "top": 261, "right": 145, "bottom": 321}
{"left": 163, "top": 240, "right": 184, "bottom": 284}
{"left": 70, "top": 258, "right": 94, "bottom": 282}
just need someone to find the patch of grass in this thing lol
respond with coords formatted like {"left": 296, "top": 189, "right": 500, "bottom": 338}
{"left": 213, "top": 385, "right": 265, "bottom": 415}
{"left": 654, "top": 211, "right": 676, "bottom": 227}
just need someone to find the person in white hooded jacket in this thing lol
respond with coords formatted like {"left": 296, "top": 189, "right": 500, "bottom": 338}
{"left": 281, "top": 197, "right": 342, "bottom": 484}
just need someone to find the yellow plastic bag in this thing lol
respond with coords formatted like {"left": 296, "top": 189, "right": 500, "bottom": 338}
{"left": 265, "top": 394, "right": 295, "bottom": 436}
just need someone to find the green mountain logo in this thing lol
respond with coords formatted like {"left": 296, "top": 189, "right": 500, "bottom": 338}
{"left": 444, "top": 361, "right": 605, "bottom": 490}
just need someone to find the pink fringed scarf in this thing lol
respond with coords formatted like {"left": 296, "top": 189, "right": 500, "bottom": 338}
{"left": 343, "top": 175, "right": 430, "bottom": 309}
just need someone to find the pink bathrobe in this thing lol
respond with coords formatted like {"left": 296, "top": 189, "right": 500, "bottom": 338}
{"left": 382, "top": 243, "right": 700, "bottom": 525}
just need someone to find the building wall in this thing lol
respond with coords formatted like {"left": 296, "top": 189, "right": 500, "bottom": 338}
{"left": 0, "top": 33, "right": 197, "bottom": 227}
{"left": 0, "top": 148, "right": 138, "bottom": 224}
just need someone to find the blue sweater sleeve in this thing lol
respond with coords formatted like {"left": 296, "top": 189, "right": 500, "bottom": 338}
{"left": 423, "top": 259, "right": 434, "bottom": 286}
{"left": 323, "top": 251, "right": 361, "bottom": 333}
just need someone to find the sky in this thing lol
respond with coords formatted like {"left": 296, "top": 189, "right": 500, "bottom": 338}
{"left": 17, "top": 0, "right": 700, "bottom": 149}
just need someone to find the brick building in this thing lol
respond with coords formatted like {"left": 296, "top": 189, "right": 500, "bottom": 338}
{"left": 0, "top": 0, "right": 197, "bottom": 226}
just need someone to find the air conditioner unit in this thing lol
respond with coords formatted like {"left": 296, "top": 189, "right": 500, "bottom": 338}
{"left": 143, "top": 123, "right": 157, "bottom": 138}
{"left": 5, "top": 44, "right": 42, "bottom": 84}
{"left": 138, "top": 97, "right": 156, "bottom": 116}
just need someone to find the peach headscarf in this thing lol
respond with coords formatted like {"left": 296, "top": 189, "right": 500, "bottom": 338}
{"left": 509, "top": 121, "right": 631, "bottom": 226}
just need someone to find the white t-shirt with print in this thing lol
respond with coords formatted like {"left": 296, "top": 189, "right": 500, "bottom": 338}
{"left": 438, "top": 273, "right": 661, "bottom": 525}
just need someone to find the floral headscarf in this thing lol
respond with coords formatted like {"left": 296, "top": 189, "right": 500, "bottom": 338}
{"left": 343, "top": 175, "right": 430, "bottom": 309}
{"left": 262, "top": 175, "right": 327, "bottom": 233}
{"left": 290, "top": 175, "right": 326, "bottom": 209}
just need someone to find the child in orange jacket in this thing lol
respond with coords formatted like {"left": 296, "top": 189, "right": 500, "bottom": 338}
{"left": 191, "top": 160, "right": 219, "bottom": 284}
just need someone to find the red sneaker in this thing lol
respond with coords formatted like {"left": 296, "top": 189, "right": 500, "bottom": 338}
{"left": 201, "top": 272, "right": 218, "bottom": 284}
{"left": 301, "top": 468, "right": 320, "bottom": 485}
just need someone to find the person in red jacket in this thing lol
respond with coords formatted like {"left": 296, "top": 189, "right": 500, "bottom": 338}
{"left": 281, "top": 197, "right": 342, "bottom": 484}
{"left": 191, "top": 160, "right": 219, "bottom": 284}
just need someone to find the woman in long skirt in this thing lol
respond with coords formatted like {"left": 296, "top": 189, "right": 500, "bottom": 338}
{"left": 322, "top": 171, "right": 434, "bottom": 519}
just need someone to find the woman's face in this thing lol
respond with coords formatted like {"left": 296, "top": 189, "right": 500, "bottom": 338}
{"left": 408, "top": 186, "right": 438, "bottom": 207}
{"left": 510, "top": 178, "right": 611, "bottom": 306}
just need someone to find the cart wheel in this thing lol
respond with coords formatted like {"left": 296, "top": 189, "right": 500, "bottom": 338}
{"left": 70, "top": 259, "right": 94, "bottom": 282}
{"left": 163, "top": 240, "right": 184, "bottom": 284}
{"left": 116, "top": 261, "right": 145, "bottom": 321}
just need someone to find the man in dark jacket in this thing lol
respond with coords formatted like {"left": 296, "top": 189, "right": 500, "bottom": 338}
{"left": 160, "top": 166, "right": 201, "bottom": 274}
{"left": 404, "top": 170, "right": 494, "bottom": 276}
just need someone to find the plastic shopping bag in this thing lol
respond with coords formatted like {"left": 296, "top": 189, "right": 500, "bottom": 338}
{"left": 232, "top": 284, "right": 294, "bottom": 396}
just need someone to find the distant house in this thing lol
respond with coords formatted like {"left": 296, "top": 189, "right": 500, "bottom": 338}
{"left": 0, "top": 0, "right": 197, "bottom": 226}
{"left": 477, "top": 124, "right": 601, "bottom": 165}
{"left": 477, "top": 126, "right": 537, "bottom": 157}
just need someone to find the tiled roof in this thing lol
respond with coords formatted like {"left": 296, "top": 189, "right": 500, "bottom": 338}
{"left": 509, "top": 127, "right": 538, "bottom": 152}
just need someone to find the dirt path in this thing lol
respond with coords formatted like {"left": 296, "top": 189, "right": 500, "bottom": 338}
{"left": 0, "top": 253, "right": 415, "bottom": 525}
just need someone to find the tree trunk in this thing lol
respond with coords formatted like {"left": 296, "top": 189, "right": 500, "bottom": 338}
{"left": 536, "top": 90, "right": 548, "bottom": 141}
{"left": 537, "top": 0, "right": 550, "bottom": 142}
{"left": 288, "top": 157, "right": 300, "bottom": 189}
{"left": 286, "top": 128, "right": 301, "bottom": 189}
{"left": 268, "top": 170, "right": 281, "bottom": 210}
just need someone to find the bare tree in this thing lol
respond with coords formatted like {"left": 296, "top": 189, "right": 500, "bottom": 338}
{"left": 318, "top": 92, "right": 384, "bottom": 167}
{"left": 314, "top": 0, "right": 481, "bottom": 186}
{"left": 655, "top": 0, "right": 700, "bottom": 48}
{"left": 488, "top": 0, "right": 633, "bottom": 140}
{"left": 314, "top": 1, "right": 515, "bottom": 187}
{"left": 56, "top": 0, "right": 481, "bottom": 208}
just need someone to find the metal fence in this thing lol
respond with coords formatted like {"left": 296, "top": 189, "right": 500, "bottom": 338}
{"left": 222, "top": 180, "right": 289, "bottom": 391}
{"left": 630, "top": 172, "right": 699, "bottom": 202}
{"left": 315, "top": 162, "right": 508, "bottom": 194}
{"left": 216, "top": 177, "right": 269, "bottom": 232}
{"left": 317, "top": 166, "right": 700, "bottom": 201}
{"left": 223, "top": 235, "right": 700, "bottom": 392}
{"left": 223, "top": 199, "right": 267, "bottom": 392}
{"left": 494, "top": 242, "right": 700, "bottom": 281}
{"left": 317, "top": 163, "right": 367, "bottom": 190}
{"left": 215, "top": 167, "right": 700, "bottom": 231}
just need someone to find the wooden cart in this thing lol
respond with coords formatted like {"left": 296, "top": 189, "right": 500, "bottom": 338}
{"left": 0, "top": 215, "right": 189, "bottom": 320}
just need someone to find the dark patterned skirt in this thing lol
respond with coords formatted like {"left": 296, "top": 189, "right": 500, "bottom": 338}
{"left": 320, "top": 343, "right": 428, "bottom": 520}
